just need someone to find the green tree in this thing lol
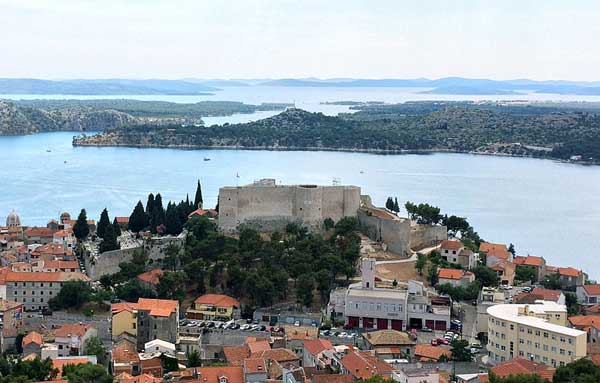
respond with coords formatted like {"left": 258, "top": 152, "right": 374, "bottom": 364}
{"left": 99, "top": 223, "right": 119, "bottom": 253}
{"left": 62, "top": 363, "right": 112, "bottom": 383}
{"left": 323, "top": 217, "right": 335, "bottom": 230}
{"left": 96, "top": 208, "right": 110, "bottom": 239}
{"left": 393, "top": 197, "right": 400, "bottom": 213}
{"left": 187, "top": 350, "right": 201, "bottom": 367}
{"left": 442, "top": 215, "right": 470, "bottom": 236}
{"left": 165, "top": 202, "right": 183, "bottom": 235}
{"left": 83, "top": 336, "right": 107, "bottom": 365}
{"left": 73, "top": 209, "right": 90, "bottom": 240}
{"left": 488, "top": 372, "right": 548, "bottom": 383}
{"left": 10, "top": 357, "right": 58, "bottom": 381}
{"left": 115, "top": 279, "right": 156, "bottom": 302}
{"left": 450, "top": 339, "right": 472, "bottom": 362}
{"left": 315, "top": 269, "right": 333, "bottom": 302}
{"left": 385, "top": 197, "right": 394, "bottom": 211}
{"left": 297, "top": 273, "right": 315, "bottom": 307}
{"left": 515, "top": 266, "right": 537, "bottom": 283}
{"left": 48, "top": 281, "right": 92, "bottom": 310}
{"left": 145, "top": 193, "right": 155, "bottom": 217}
{"left": 152, "top": 194, "right": 166, "bottom": 231}
{"left": 508, "top": 243, "right": 516, "bottom": 255}
{"left": 194, "top": 180, "right": 203, "bottom": 208}
{"left": 112, "top": 217, "right": 121, "bottom": 237}
{"left": 415, "top": 253, "right": 427, "bottom": 275}
{"left": 553, "top": 358, "right": 600, "bottom": 383}
{"left": 427, "top": 264, "right": 438, "bottom": 286}
{"left": 542, "top": 273, "right": 561, "bottom": 290}
{"left": 472, "top": 265, "right": 500, "bottom": 287}
{"left": 157, "top": 271, "right": 188, "bottom": 301}
{"left": 128, "top": 201, "right": 147, "bottom": 232}
{"left": 565, "top": 292, "right": 580, "bottom": 315}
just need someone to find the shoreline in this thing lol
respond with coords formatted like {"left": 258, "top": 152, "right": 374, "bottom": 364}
{"left": 71, "top": 140, "right": 596, "bottom": 166}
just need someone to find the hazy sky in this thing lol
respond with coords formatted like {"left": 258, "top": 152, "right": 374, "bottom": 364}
{"left": 1, "top": 0, "right": 599, "bottom": 80}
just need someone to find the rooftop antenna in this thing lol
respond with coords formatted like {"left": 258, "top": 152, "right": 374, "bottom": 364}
{"left": 236, "top": 172, "right": 240, "bottom": 187}
{"left": 332, "top": 177, "right": 341, "bottom": 186}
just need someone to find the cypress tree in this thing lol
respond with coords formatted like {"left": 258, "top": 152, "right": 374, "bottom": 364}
{"left": 112, "top": 217, "right": 122, "bottom": 237}
{"left": 194, "top": 180, "right": 203, "bottom": 209}
{"left": 99, "top": 223, "right": 120, "bottom": 253}
{"left": 97, "top": 208, "right": 110, "bottom": 239}
{"left": 152, "top": 194, "right": 166, "bottom": 231}
{"left": 385, "top": 197, "right": 393, "bottom": 211}
{"left": 165, "top": 202, "right": 183, "bottom": 235}
{"left": 128, "top": 201, "right": 146, "bottom": 232}
{"left": 393, "top": 197, "right": 400, "bottom": 213}
{"left": 73, "top": 209, "right": 90, "bottom": 240}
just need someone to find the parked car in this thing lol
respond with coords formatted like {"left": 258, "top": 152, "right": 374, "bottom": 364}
{"left": 294, "top": 320, "right": 300, "bottom": 327}
{"left": 259, "top": 325, "right": 266, "bottom": 331}
{"left": 420, "top": 327, "right": 433, "bottom": 332}
{"left": 240, "top": 324, "right": 250, "bottom": 331}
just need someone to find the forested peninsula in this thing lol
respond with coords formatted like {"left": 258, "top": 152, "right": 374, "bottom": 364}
{"left": 73, "top": 101, "right": 600, "bottom": 163}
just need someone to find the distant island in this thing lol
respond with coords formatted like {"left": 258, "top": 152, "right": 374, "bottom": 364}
{"left": 72, "top": 101, "right": 600, "bottom": 163}
{"left": 4, "top": 77, "right": 600, "bottom": 95}
{"left": 0, "top": 100, "right": 291, "bottom": 135}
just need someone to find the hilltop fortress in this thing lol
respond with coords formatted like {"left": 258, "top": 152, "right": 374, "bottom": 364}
{"left": 218, "top": 179, "right": 361, "bottom": 232}
{"left": 218, "top": 179, "right": 446, "bottom": 257}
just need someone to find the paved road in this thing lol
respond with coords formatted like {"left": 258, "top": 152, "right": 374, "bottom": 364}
{"left": 375, "top": 244, "right": 440, "bottom": 265}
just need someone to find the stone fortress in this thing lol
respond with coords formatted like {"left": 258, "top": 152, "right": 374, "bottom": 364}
{"left": 218, "top": 179, "right": 446, "bottom": 257}
{"left": 218, "top": 178, "right": 361, "bottom": 232}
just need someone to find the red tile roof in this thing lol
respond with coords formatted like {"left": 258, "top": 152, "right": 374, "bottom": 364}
{"left": 53, "top": 229, "right": 73, "bottom": 238}
{"left": 440, "top": 240, "right": 463, "bottom": 251}
{"left": 244, "top": 358, "right": 267, "bottom": 374}
{"left": 112, "top": 302, "right": 139, "bottom": 314}
{"left": 42, "top": 260, "right": 79, "bottom": 270}
{"left": 558, "top": 267, "right": 582, "bottom": 277}
{"left": 531, "top": 288, "right": 562, "bottom": 302}
{"left": 313, "top": 375, "right": 354, "bottom": 383}
{"left": 479, "top": 242, "right": 510, "bottom": 259}
{"left": 194, "top": 294, "right": 240, "bottom": 307}
{"left": 31, "top": 243, "right": 73, "bottom": 257}
{"left": 113, "top": 340, "right": 141, "bottom": 365}
{"left": 438, "top": 268, "right": 464, "bottom": 280}
{"left": 339, "top": 350, "right": 394, "bottom": 380}
{"left": 22, "top": 331, "right": 43, "bottom": 346}
{"left": 115, "top": 217, "right": 130, "bottom": 224}
{"left": 582, "top": 285, "right": 600, "bottom": 295}
{"left": 52, "top": 357, "right": 90, "bottom": 377}
{"left": 223, "top": 345, "right": 250, "bottom": 366}
{"left": 250, "top": 348, "right": 299, "bottom": 363}
{"left": 303, "top": 338, "right": 334, "bottom": 356}
{"left": 246, "top": 339, "right": 271, "bottom": 354}
{"left": 137, "top": 298, "right": 178, "bottom": 317}
{"left": 137, "top": 269, "right": 164, "bottom": 286}
{"left": 514, "top": 255, "right": 544, "bottom": 267}
{"left": 568, "top": 315, "right": 600, "bottom": 329}
{"left": 186, "top": 366, "right": 244, "bottom": 383}
{"left": 55, "top": 323, "right": 93, "bottom": 337}
{"left": 25, "top": 227, "right": 56, "bottom": 238}
{"left": 188, "top": 209, "right": 218, "bottom": 219}
{"left": 490, "top": 358, "right": 555, "bottom": 381}
{"left": 5, "top": 271, "right": 90, "bottom": 282}
{"left": 414, "top": 344, "right": 452, "bottom": 361}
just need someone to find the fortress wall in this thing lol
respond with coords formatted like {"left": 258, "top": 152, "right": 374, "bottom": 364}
{"left": 357, "top": 209, "right": 411, "bottom": 257}
{"left": 409, "top": 224, "right": 448, "bottom": 250}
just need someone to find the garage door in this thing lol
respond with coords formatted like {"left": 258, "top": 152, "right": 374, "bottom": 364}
{"left": 425, "top": 320, "right": 435, "bottom": 330}
{"left": 391, "top": 320, "right": 403, "bottom": 331}
{"left": 363, "top": 317, "right": 374, "bottom": 328}
{"left": 434, "top": 320, "right": 447, "bottom": 331}
{"left": 347, "top": 316, "right": 359, "bottom": 328}
{"left": 377, "top": 319, "right": 388, "bottom": 329}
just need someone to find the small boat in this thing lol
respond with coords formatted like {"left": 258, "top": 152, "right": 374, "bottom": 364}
{"left": 203, "top": 157, "right": 211, "bottom": 161}
{"left": 46, "top": 149, "right": 51, "bottom": 152}
{"left": 360, "top": 171, "right": 364, "bottom": 174}
{"left": 64, "top": 160, "right": 67, "bottom": 164}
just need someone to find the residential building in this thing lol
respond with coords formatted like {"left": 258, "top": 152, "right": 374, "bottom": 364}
{"left": 414, "top": 344, "right": 451, "bottom": 362}
{"left": 362, "top": 329, "right": 416, "bottom": 359}
{"left": 557, "top": 267, "right": 586, "bottom": 289}
{"left": 32, "top": 260, "right": 79, "bottom": 272}
{"left": 487, "top": 301, "right": 587, "bottom": 367}
{"left": 481, "top": 242, "right": 512, "bottom": 267}
{"left": 514, "top": 288, "right": 565, "bottom": 305}
{"left": 303, "top": 338, "right": 334, "bottom": 368}
{"left": 313, "top": 375, "right": 354, "bottom": 383}
{"left": 136, "top": 269, "right": 163, "bottom": 292}
{"left": 52, "top": 356, "right": 97, "bottom": 377}
{"left": 243, "top": 358, "right": 268, "bottom": 383}
{"left": 490, "top": 260, "right": 515, "bottom": 286}
{"left": 437, "top": 268, "right": 475, "bottom": 287}
{"left": 136, "top": 298, "right": 179, "bottom": 350}
{"left": 52, "top": 229, "right": 76, "bottom": 250}
{"left": 115, "top": 217, "right": 130, "bottom": 229}
{"left": 514, "top": 256, "right": 546, "bottom": 282}
{"left": 184, "top": 366, "right": 244, "bottom": 383}
{"left": 568, "top": 315, "right": 600, "bottom": 349}
{"left": 440, "top": 240, "right": 463, "bottom": 264}
{"left": 477, "top": 287, "right": 507, "bottom": 337}
{"left": 54, "top": 323, "right": 97, "bottom": 357}
{"left": 186, "top": 293, "right": 240, "bottom": 320}
{"left": 24, "top": 227, "right": 55, "bottom": 245}
{"left": 112, "top": 339, "right": 141, "bottom": 376}
{"left": 112, "top": 302, "right": 138, "bottom": 339}
{"left": 0, "top": 298, "right": 23, "bottom": 349}
{"left": 144, "top": 339, "right": 175, "bottom": 355}
{"left": 393, "top": 367, "right": 440, "bottom": 383}
{"left": 576, "top": 285, "right": 600, "bottom": 306}
{"left": 338, "top": 350, "right": 394, "bottom": 380}
{"left": 188, "top": 208, "right": 218, "bottom": 220}
{"left": 21, "top": 331, "right": 43, "bottom": 356}
{"left": 4, "top": 271, "right": 90, "bottom": 310}
{"left": 490, "top": 358, "right": 555, "bottom": 382}
{"left": 30, "top": 243, "right": 73, "bottom": 262}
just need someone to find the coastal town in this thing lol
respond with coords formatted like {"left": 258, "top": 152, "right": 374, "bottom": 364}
{"left": 0, "top": 179, "right": 598, "bottom": 383}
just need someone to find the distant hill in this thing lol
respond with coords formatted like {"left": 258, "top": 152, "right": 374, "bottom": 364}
{"left": 0, "top": 79, "right": 219, "bottom": 95}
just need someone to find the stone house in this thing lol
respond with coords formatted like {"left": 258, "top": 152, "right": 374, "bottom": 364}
{"left": 54, "top": 323, "right": 97, "bottom": 357}
{"left": 136, "top": 298, "right": 179, "bottom": 351}
{"left": 557, "top": 267, "right": 586, "bottom": 289}
{"left": 576, "top": 285, "right": 600, "bottom": 306}
{"left": 437, "top": 268, "right": 475, "bottom": 287}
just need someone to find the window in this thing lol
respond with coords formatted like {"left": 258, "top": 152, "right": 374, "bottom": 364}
{"left": 560, "top": 349, "right": 565, "bottom": 355}
{"left": 527, "top": 329, "right": 532, "bottom": 334}
{"left": 510, "top": 325, "right": 514, "bottom": 330}
{"left": 543, "top": 332, "right": 548, "bottom": 338}
{"left": 535, "top": 330, "right": 540, "bottom": 336}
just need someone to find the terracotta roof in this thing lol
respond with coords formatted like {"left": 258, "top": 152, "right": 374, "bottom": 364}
{"left": 339, "top": 350, "right": 394, "bottom": 379}
{"left": 479, "top": 242, "right": 510, "bottom": 259}
{"left": 22, "top": 331, "right": 43, "bottom": 346}
{"left": 313, "top": 375, "right": 354, "bottom": 383}
{"left": 531, "top": 288, "right": 562, "bottom": 302}
{"left": 112, "top": 302, "right": 139, "bottom": 314}
{"left": 558, "top": 267, "right": 582, "bottom": 277}
{"left": 303, "top": 338, "right": 334, "bottom": 356}
{"left": 42, "top": 260, "right": 79, "bottom": 270}
{"left": 478, "top": 374, "right": 489, "bottom": 383}
{"left": 223, "top": 345, "right": 250, "bottom": 366}
{"left": 514, "top": 255, "right": 544, "bottom": 267}
{"left": 194, "top": 293, "right": 240, "bottom": 307}
{"left": 251, "top": 348, "right": 299, "bottom": 363}
{"left": 5, "top": 271, "right": 90, "bottom": 282}
{"left": 11, "top": 262, "right": 32, "bottom": 271}
{"left": 137, "top": 298, "right": 178, "bottom": 317}
{"left": 414, "top": 344, "right": 452, "bottom": 361}
{"left": 31, "top": 243, "right": 73, "bottom": 257}
{"left": 585, "top": 305, "right": 600, "bottom": 314}
{"left": 113, "top": 340, "right": 141, "bottom": 365}
{"left": 440, "top": 240, "right": 463, "bottom": 251}
{"left": 137, "top": 269, "right": 164, "bottom": 286}
{"left": 188, "top": 208, "right": 218, "bottom": 219}
{"left": 244, "top": 358, "right": 267, "bottom": 374}
{"left": 53, "top": 229, "right": 73, "bottom": 238}
{"left": 52, "top": 357, "right": 90, "bottom": 377}
{"left": 25, "top": 227, "right": 56, "bottom": 238}
{"left": 55, "top": 323, "right": 93, "bottom": 337}
{"left": 363, "top": 329, "right": 415, "bottom": 346}
{"left": 115, "top": 373, "right": 162, "bottom": 383}
{"left": 490, "top": 358, "right": 555, "bottom": 381}
{"left": 0, "top": 298, "right": 22, "bottom": 311}
{"left": 568, "top": 315, "right": 600, "bottom": 329}
{"left": 246, "top": 339, "right": 271, "bottom": 354}
{"left": 546, "top": 265, "right": 558, "bottom": 273}
{"left": 115, "top": 217, "right": 130, "bottom": 224}
{"left": 186, "top": 366, "right": 244, "bottom": 383}
{"left": 582, "top": 285, "right": 600, "bottom": 295}
{"left": 438, "top": 268, "right": 464, "bottom": 280}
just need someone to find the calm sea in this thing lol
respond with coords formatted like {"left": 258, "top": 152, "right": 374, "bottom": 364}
{"left": 1, "top": 86, "right": 600, "bottom": 278}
